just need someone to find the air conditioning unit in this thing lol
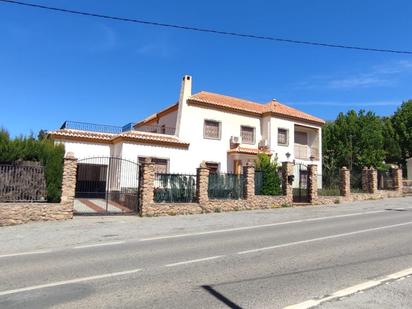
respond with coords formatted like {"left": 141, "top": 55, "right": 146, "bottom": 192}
{"left": 230, "top": 136, "right": 240, "bottom": 144}
{"left": 258, "top": 139, "right": 269, "bottom": 148}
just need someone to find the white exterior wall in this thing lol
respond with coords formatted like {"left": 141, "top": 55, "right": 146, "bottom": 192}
{"left": 156, "top": 110, "right": 177, "bottom": 128}
{"left": 58, "top": 140, "right": 111, "bottom": 160}
{"left": 178, "top": 104, "right": 262, "bottom": 173}
{"left": 270, "top": 117, "right": 295, "bottom": 163}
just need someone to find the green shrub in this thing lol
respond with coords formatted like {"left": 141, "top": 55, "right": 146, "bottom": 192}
{"left": 0, "top": 128, "right": 65, "bottom": 202}
{"left": 255, "top": 153, "right": 282, "bottom": 195}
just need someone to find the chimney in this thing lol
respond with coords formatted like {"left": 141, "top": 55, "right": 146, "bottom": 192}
{"left": 175, "top": 75, "right": 192, "bottom": 137}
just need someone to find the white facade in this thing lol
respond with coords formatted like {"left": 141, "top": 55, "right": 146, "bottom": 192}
{"left": 54, "top": 75, "right": 324, "bottom": 177}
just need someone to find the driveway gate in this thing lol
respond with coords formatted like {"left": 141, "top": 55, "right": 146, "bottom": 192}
{"left": 293, "top": 163, "right": 309, "bottom": 203}
{"left": 75, "top": 157, "right": 140, "bottom": 215}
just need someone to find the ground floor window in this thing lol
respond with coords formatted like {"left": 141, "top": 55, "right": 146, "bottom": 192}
{"left": 138, "top": 157, "right": 169, "bottom": 173}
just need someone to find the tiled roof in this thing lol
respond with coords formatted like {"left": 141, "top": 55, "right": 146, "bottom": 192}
{"left": 134, "top": 102, "right": 178, "bottom": 127}
{"left": 188, "top": 91, "right": 325, "bottom": 125}
{"left": 48, "top": 129, "right": 189, "bottom": 147}
{"left": 227, "top": 146, "right": 272, "bottom": 156}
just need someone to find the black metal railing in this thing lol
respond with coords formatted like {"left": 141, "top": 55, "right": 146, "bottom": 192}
{"left": 350, "top": 170, "right": 364, "bottom": 193}
{"left": 318, "top": 170, "right": 340, "bottom": 196}
{"left": 0, "top": 163, "right": 47, "bottom": 202}
{"left": 61, "top": 121, "right": 124, "bottom": 134}
{"left": 208, "top": 173, "right": 244, "bottom": 200}
{"left": 154, "top": 173, "right": 197, "bottom": 203}
{"left": 135, "top": 125, "right": 176, "bottom": 135}
{"left": 378, "top": 170, "right": 393, "bottom": 190}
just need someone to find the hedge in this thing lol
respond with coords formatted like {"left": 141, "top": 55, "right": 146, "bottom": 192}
{"left": 0, "top": 129, "right": 65, "bottom": 202}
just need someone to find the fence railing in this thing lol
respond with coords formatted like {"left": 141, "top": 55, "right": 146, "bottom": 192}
{"left": 154, "top": 173, "right": 197, "bottom": 203}
{"left": 350, "top": 170, "right": 364, "bottom": 193}
{"left": 135, "top": 125, "right": 176, "bottom": 136}
{"left": 208, "top": 173, "right": 244, "bottom": 200}
{"left": 378, "top": 170, "right": 393, "bottom": 190}
{"left": 0, "top": 164, "right": 47, "bottom": 202}
{"left": 318, "top": 171, "right": 340, "bottom": 196}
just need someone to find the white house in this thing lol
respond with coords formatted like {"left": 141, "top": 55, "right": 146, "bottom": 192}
{"left": 49, "top": 75, "right": 325, "bottom": 177}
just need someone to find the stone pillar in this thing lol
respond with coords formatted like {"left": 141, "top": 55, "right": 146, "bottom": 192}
{"left": 60, "top": 152, "right": 78, "bottom": 217}
{"left": 391, "top": 167, "right": 403, "bottom": 192}
{"left": 368, "top": 168, "right": 378, "bottom": 194}
{"left": 139, "top": 158, "right": 155, "bottom": 216}
{"left": 307, "top": 164, "right": 318, "bottom": 204}
{"left": 197, "top": 161, "right": 210, "bottom": 205}
{"left": 243, "top": 161, "right": 255, "bottom": 200}
{"left": 282, "top": 161, "right": 293, "bottom": 203}
{"left": 361, "top": 167, "right": 369, "bottom": 192}
{"left": 340, "top": 167, "right": 350, "bottom": 197}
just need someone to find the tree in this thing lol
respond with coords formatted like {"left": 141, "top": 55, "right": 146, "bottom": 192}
{"left": 255, "top": 153, "right": 282, "bottom": 195}
{"left": 391, "top": 100, "right": 412, "bottom": 167}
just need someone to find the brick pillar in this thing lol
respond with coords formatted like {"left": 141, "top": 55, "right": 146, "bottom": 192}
{"left": 368, "top": 168, "right": 378, "bottom": 193}
{"left": 391, "top": 167, "right": 403, "bottom": 192}
{"left": 243, "top": 161, "right": 255, "bottom": 200}
{"left": 60, "top": 152, "right": 78, "bottom": 217}
{"left": 361, "top": 167, "right": 369, "bottom": 192}
{"left": 307, "top": 164, "right": 318, "bottom": 204}
{"left": 139, "top": 158, "right": 155, "bottom": 216}
{"left": 340, "top": 167, "right": 350, "bottom": 197}
{"left": 197, "top": 162, "right": 209, "bottom": 205}
{"left": 282, "top": 161, "right": 293, "bottom": 203}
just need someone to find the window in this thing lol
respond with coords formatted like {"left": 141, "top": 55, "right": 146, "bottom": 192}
{"left": 240, "top": 126, "right": 255, "bottom": 144}
{"left": 204, "top": 120, "right": 221, "bottom": 140}
{"left": 278, "top": 128, "right": 288, "bottom": 146}
{"left": 138, "top": 157, "right": 169, "bottom": 173}
{"left": 205, "top": 162, "right": 219, "bottom": 173}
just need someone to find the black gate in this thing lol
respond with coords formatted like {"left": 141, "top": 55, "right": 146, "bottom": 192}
{"left": 75, "top": 157, "right": 140, "bottom": 215}
{"left": 293, "top": 163, "right": 309, "bottom": 203}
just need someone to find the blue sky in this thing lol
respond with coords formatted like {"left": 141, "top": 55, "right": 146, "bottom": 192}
{"left": 1, "top": 0, "right": 412, "bottom": 136}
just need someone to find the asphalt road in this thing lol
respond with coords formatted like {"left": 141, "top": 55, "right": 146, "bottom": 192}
{"left": 1, "top": 197, "right": 412, "bottom": 308}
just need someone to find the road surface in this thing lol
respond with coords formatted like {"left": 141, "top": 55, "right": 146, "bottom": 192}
{"left": 1, "top": 197, "right": 411, "bottom": 308}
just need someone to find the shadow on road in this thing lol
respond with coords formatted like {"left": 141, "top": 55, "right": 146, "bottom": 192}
{"left": 201, "top": 285, "right": 243, "bottom": 309}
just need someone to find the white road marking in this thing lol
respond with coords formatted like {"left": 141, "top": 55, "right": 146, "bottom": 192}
{"left": 284, "top": 267, "right": 412, "bottom": 308}
{"left": 73, "top": 241, "right": 125, "bottom": 249}
{"left": 139, "top": 210, "right": 386, "bottom": 241}
{"left": 165, "top": 255, "right": 224, "bottom": 267}
{"left": 0, "top": 268, "right": 142, "bottom": 297}
{"left": 0, "top": 250, "right": 52, "bottom": 259}
{"left": 238, "top": 221, "right": 412, "bottom": 254}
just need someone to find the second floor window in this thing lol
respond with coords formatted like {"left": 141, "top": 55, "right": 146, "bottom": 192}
{"left": 204, "top": 120, "right": 221, "bottom": 139}
{"left": 278, "top": 128, "right": 288, "bottom": 146}
{"left": 240, "top": 126, "right": 255, "bottom": 144}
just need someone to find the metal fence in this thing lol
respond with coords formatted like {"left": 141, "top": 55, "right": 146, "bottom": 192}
{"left": 208, "top": 173, "right": 244, "bottom": 200}
{"left": 154, "top": 173, "right": 197, "bottom": 203}
{"left": 255, "top": 170, "right": 282, "bottom": 196}
{"left": 378, "top": 170, "right": 393, "bottom": 190}
{"left": 350, "top": 169, "right": 364, "bottom": 193}
{"left": 0, "top": 163, "right": 47, "bottom": 202}
{"left": 318, "top": 169, "right": 340, "bottom": 196}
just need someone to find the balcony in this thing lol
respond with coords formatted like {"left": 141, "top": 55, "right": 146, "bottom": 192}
{"left": 294, "top": 144, "right": 319, "bottom": 161}
{"left": 60, "top": 121, "right": 176, "bottom": 136}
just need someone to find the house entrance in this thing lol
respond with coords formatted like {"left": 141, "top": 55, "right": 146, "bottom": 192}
{"left": 293, "top": 163, "right": 309, "bottom": 203}
{"left": 74, "top": 157, "right": 140, "bottom": 215}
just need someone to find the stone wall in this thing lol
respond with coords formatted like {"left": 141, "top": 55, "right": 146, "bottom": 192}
{"left": 317, "top": 190, "right": 403, "bottom": 205}
{"left": 140, "top": 161, "right": 293, "bottom": 216}
{"left": 0, "top": 153, "right": 78, "bottom": 226}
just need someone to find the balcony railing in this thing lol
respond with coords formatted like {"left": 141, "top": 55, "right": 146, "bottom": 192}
{"left": 134, "top": 125, "right": 176, "bottom": 135}
{"left": 60, "top": 121, "right": 175, "bottom": 135}
{"left": 294, "top": 144, "right": 319, "bottom": 161}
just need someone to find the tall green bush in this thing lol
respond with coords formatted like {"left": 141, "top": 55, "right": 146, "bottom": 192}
{"left": 0, "top": 128, "right": 65, "bottom": 202}
{"left": 255, "top": 153, "right": 282, "bottom": 195}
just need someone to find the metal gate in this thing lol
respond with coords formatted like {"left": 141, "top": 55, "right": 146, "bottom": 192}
{"left": 293, "top": 163, "right": 309, "bottom": 203}
{"left": 74, "top": 157, "right": 140, "bottom": 215}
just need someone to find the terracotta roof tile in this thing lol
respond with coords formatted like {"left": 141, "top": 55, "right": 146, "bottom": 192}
{"left": 227, "top": 146, "right": 272, "bottom": 155}
{"left": 48, "top": 129, "right": 189, "bottom": 147}
{"left": 188, "top": 91, "right": 325, "bottom": 125}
